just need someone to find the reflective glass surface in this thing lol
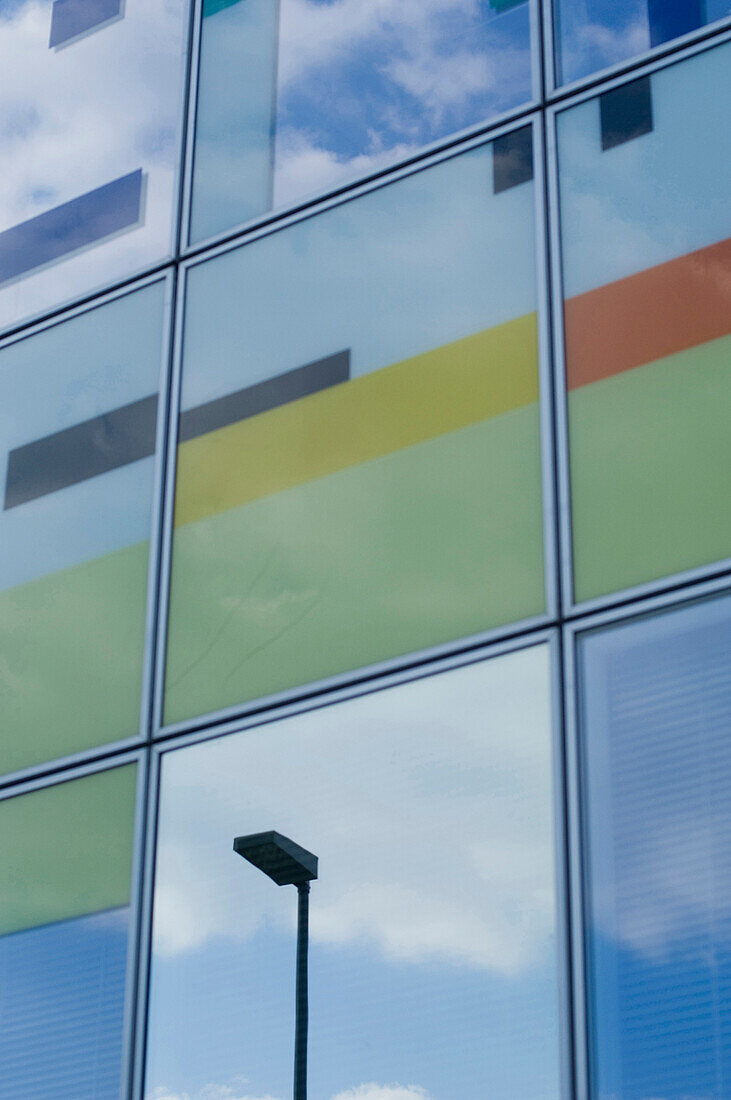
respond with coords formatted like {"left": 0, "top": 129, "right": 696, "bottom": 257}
{"left": 0, "top": 280, "right": 167, "bottom": 775}
{"left": 0, "top": 764, "right": 138, "bottom": 1099}
{"left": 165, "top": 136, "right": 546, "bottom": 725}
{"left": 578, "top": 593, "right": 731, "bottom": 1100}
{"left": 556, "top": 43, "right": 731, "bottom": 603}
{"left": 0, "top": 0, "right": 189, "bottom": 331}
{"left": 554, "top": 0, "right": 731, "bottom": 86}
{"left": 146, "top": 646, "right": 561, "bottom": 1100}
{"left": 189, "top": 0, "right": 537, "bottom": 243}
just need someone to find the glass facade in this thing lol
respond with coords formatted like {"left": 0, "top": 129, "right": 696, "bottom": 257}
{"left": 0, "top": 763, "right": 139, "bottom": 1099}
{"left": 165, "top": 134, "right": 546, "bottom": 724}
{"left": 578, "top": 594, "right": 731, "bottom": 1099}
{"left": 147, "top": 646, "right": 560, "bottom": 1100}
{"left": 1, "top": 9, "right": 730, "bottom": 1100}
{"left": 0, "top": 0, "right": 190, "bottom": 332}
{"left": 188, "top": 0, "right": 538, "bottom": 243}
{"left": 0, "top": 279, "right": 168, "bottom": 775}
{"left": 556, "top": 41, "right": 731, "bottom": 602}
{"left": 554, "top": 0, "right": 731, "bottom": 86}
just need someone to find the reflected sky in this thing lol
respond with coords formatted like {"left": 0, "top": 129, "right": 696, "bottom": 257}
{"left": 146, "top": 646, "right": 560, "bottom": 1100}
{"left": 555, "top": 0, "right": 731, "bottom": 85}
{"left": 191, "top": 0, "right": 534, "bottom": 242}
{"left": 580, "top": 595, "right": 731, "bottom": 1100}
{"left": 0, "top": 0, "right": 187, "bottom": 330}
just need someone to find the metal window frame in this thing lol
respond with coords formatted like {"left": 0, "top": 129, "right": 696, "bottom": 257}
{"left": 545, "top": 28, "right": 731, "bottom": 622}
{"left": 0, "top": 748, "right": 148, "bottom": 1100}
{"left": 0, "top": 270, "right": 175, "bottom": 792}
{"left": 562, "top": 572, "right": 731, "bottom": 1100}
{"left": 179, "top": 0, "right": 544, "bottom": 256}
{"left": 151, "top": 114, "right": 559, "bottom": 741}
{"left": 136, "top": 625, "right": 573, "bottom": 1100}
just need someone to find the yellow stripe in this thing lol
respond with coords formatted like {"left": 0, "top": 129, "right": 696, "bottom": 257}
{"left": 174, "top": 313, "right": 538, "bottom": 528}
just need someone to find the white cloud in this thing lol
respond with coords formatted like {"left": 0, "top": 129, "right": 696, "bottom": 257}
{"left": 332, "top": 1085, "right": 433, "bottom": 1100}
{"left": 152, "top": 647, "right": 556, "bottom": 975}
{"left": 149, "top": 1085, "right": 281, "bottom": 1100}
{"left": 0, "top": 0, "right": 186, "bottom": 327}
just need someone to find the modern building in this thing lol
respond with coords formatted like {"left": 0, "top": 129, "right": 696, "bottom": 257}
{"left": 0, "top": 2, "right": 730, "bottom": 1098}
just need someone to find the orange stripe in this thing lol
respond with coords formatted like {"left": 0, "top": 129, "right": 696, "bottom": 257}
{"left": 564, "top": 236, "right": 731, "bottom": 390}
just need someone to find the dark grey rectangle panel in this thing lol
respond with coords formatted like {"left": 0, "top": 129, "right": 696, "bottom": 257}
{"left": 4, "top": 394, "right": 158, "bottom": 510}
{"left": 492, "top": 126, "right": 533, "bottom": 194}
{"left": 49, "top": 0, "right": 123, "bottom": 48}
{"left": 178, "top": 350, "right": 351, "bottom": 443}
{"left": 0, "top": 169, "right": 143, "bottom": 286}
{"left": 600, "top": 77, "right": 653, "bottom": 151}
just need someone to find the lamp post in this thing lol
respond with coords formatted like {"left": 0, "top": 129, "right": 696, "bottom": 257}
{"left": 233, "top": 830, "right": 318, "bottom": 1100}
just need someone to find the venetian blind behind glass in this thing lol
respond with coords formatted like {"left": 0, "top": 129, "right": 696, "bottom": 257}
{"left": 579, "top": 594, "right": 731, "bottom": 1100}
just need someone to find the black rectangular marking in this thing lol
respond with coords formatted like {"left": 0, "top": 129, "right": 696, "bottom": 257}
{"left": 492, "top": 126, "right": 534, "bottom": 194}
{"left": 4, "top": 394, "right": 158, "bottom": 510}
{"left": 600, "top": 77, "right": 654, "bottom": 152}
{"left": 178, "top": 349, "right": 351, "bottom": 443}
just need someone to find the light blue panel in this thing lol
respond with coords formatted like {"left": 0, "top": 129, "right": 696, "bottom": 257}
{"left": 182, "top": 142, "right": 536, "bottom": 409}
{"left": 0, "top": 908, "right": 130, "bottom": 1100}
{"left": 190, "top": 0, "right": 279, "bottom": 243}
{"left": 145, "top": 647, "right": 561, "bottom": 1100}
{"left": 558, "top": 40, "right": 731, "bottom": 297}
{"left": 0, "top": 280, "right": 165, "bottom": 589}
{"left": 579, "top": 594, "right": 731, "bottom": 1100}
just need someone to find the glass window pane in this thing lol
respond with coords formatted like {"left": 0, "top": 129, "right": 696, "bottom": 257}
{"left": 578, "top": 592, "right": 731, "bottom": 1100}
{"left": 166, "top": 136, "right": 546, "bottom": 725}
{"left": 0, "top": 763, "right": 138, "bottom": 1100}
{"left": 556, "top": 43, "right": 731, "bottom": 602}
{"left": 146, "top": 646, "right": 561, "bottom": 1100}
{"left": 554, "top": 0, "right": 731, "bottom": 86}
{"left": 190, "top": 0, "right": 537, "bottom": 243}
{"left": 0, "top": 280, "right": 167, "bottom": 776}
{"left": 0, "top": 0, "right": 189, "bottom": 331}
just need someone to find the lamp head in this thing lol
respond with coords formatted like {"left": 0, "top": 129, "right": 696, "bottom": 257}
{"left": 233, "top": 830, "right": 318, "bottom": 887}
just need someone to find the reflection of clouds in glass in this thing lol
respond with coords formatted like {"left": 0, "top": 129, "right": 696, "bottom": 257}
{"left": 560, "top": 17, "right": 648, "bottom": 84}
{"left": 0, "top": 0, "right": 185, "bottom": 328}
{"left": 150, "top": 1086, "right": 281, "bottom": 1100}
{"left": 273, "top": 0, "right": 531, "bottom": 208}
{"left": 150, "top": 1081, "right": 433, "bottom": 1100}
{"left": 153, "top": 647, "right": 555, "bottom": 976}
{"left": 332, "top": 1086, "right": 433, "bottom": 1100}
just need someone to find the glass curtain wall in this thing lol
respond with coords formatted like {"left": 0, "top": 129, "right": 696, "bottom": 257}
{"left": 555, "top": 40, "right": 731, "bottom": 603}
{"left": 577, "top": 591, "right": 731, "bottom": 1100}
{"left": 188, "top": 0, "right": 538, "bottom": 243}
{"left": 163, "top": 128, "right": 547, "bottom": 726}
{"left": 0, "top": 279, "right": 169, "bottom": 776}
{"left": 0, "top": 763, "right": 139, "bottom": 1100}
{"left": 146, "top": 644, "right": 561, "bottom": 1100}
{"left": 0, "top": 0, "right": 190, "bottom": 331}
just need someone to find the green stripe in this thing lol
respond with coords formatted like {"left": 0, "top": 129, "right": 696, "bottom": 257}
{"left": 203, "top": 0, "right": 243, "bottom": 17}
{"left": 489, "top": 0, "right": 527, "bottom": 10}
{"left": 0, "top": 765, "right": 137, "bottom": 937}
{"left": 0, "top": 541, "right": 149, "bottom": 777}
{"left": 164, "top": 406, "right": 544, "bottom": 725}
{"left": 570, "top": 334, "right": 731, "bottom": 602}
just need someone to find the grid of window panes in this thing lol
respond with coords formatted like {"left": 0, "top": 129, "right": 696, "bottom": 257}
{"left": 0, "top": 4, "right": 729, "bottom": 1099}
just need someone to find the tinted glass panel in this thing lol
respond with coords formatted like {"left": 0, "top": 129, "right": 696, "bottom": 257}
{"left": 0, "top": 0, "right": 189, "bottom": 331}
{"left": 556, "top": 44, "right": 731, "bottom": 602}
{"left": 554, "top": 0, "right": 731, "bottom": 86}
{"left": 578, "top": 593, "right": 731, "bottom": 1100}
{"left": 146, "top": 646, "right": 561, "bottom": 1100}
{"left": 0, "top": 764, "right": 138, "bottom": 1099}
{"left": 165, "top": 137, "right": 545, "bottom": 725}
{"left": 0, "top": 281, "right": 166, "bottom": 775}
{"left": 189, "top": 0, "right": 537, "bottom": 243}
